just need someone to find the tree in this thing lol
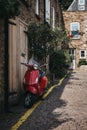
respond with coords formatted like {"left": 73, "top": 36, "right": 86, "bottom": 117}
{"left": 0, "top": 0, "right": 20, "bottom": 18}
{"left": 28, "top": 22, "right": 69, "bottom": 62}
{"left": 59, "top": 0, "right": 73, "bottom": 10}
{"left": 28, "top": 22, "right": 54, "bottom": 61}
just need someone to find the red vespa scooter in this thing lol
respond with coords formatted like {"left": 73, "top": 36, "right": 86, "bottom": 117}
{"left": 22, "top": 61, "right": 48, "bottom": 108}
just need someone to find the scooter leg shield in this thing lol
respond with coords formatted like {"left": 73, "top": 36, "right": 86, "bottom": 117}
{"left": 39, "top": 76, "right": 48, "bottom": 92}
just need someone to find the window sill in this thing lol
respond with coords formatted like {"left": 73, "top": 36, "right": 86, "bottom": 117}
{"left": 80, "top": 57, "right": 86, "bottom": 59}
{"left": 71, "top": 36, "right": 80, "bottom": 40}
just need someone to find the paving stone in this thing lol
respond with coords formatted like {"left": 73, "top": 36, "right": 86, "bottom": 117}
{"left": 0, "top": 69, "right": 87, "bottom": 130}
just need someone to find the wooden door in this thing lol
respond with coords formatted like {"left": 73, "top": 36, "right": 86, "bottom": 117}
{"left": 9, "top": 20, "right": 18, "bottom": 92}
{"left": 8, "top": 19, "right": 28, "bottom": 93}
{"left": 19, "top": 20, "right": 28, "bottom": 91}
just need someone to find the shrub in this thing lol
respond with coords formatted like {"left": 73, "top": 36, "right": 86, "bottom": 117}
{"left": 49, "top": 50, "right": 71, "bottom": 78}
{"left": 78, "top": 59, "right": 87, "bottom": 67}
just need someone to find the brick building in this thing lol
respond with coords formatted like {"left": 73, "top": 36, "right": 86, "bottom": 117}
{"left": 0, "top": 0, "right": 63, "bottom": 112}
{"left": 63, "top": 0, "right": 87, "bottom": 69}
{"left": 0, "top": 20, "right": 5, "bottom": 112}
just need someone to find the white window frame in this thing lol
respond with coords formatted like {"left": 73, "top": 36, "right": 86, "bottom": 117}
{"left": 78, "top": 5, "right": 85, "bottom": 10}
{"left": 78, "top": 0, "right": 85, "bottom": 5}
{"left": 45, "top": 0, "right": 50, "bottom": 23}
{"left": 70, "top": 22, "right": 80, "bottom": 39}
{"left": 35, "top": 0, "right": 39, "bottom": 15}
{"left": 52, "top": 7, "right": 55, "bottom": 29}
{"left": 78, "top": 0, "right": 85, "bottom": 10}
{"left": 80, "top": 50, "right": 86, "bottom": 58}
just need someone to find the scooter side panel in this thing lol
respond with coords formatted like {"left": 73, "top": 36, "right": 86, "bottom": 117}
{"left": 24, "top": 70, "right": 39, "bottom": 85}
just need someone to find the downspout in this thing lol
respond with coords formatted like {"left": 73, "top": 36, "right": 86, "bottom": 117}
{"left": 44, "top": 0, "right": 46, "bottom": 23}
{"left": 4, "top": 17, "right": 9, "bottom": 112}
{"left": 56, "top": 0, "right": 65, "bottom": 30}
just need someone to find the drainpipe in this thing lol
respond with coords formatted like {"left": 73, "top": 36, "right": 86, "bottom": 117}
{"left": 4, "top": 17, "right": 9, "bottom": 112}
{"left": 44, "top": 0, "right": 46, "bottom": 23}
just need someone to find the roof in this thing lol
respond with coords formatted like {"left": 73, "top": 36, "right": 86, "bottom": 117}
{"left": 67, "top": 0, "right": 87, "bottom": 11}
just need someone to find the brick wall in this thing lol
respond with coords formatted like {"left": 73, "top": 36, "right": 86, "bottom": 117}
{"left": 0, "top": 20, "right": 5, "bottom": 112}
{"left": 18, "top": 0, "right": 45, "bottom": 24}
{"left": 18, "top": 0, "right": 62, "bottom": 26}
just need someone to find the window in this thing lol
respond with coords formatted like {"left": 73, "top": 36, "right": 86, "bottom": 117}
{"left": 52, "top": 7, "right": 55, "bottom": 29}
{"left": 78, "top": 6, "right": 85, "bottom": 10}
{"left": 78, "top": 0, "right": 85, "bottom": 10}
{"left": 35, "top": 0, "right": 39, "bottom": 15}
{"left": 80, "top": 50, "right": 86, "bottom": 58}
{"left": 78, "top": 0, "right": 85, "bottom": 5}
{"left": 45, "top": 0, "right": 50, "bottom": 23}
{"left": 70, "top": 22, "right": 80, "bottom": 39}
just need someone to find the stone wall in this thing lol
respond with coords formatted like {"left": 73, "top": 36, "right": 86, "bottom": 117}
{"left": 63, "top": 11, "right": 87, "bottom": 67}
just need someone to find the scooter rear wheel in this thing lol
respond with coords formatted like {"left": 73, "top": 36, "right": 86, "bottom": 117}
{"left": 24, "top": 93, "right": 34, "bottom": 108}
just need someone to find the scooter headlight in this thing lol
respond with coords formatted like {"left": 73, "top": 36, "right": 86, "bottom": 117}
{"left": 34, "top": 64, "right": 38, "bottom": 69}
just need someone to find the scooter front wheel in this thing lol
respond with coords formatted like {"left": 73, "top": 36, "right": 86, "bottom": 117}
{"left": 24, "top": 93, "right": 34, "bottom": 108}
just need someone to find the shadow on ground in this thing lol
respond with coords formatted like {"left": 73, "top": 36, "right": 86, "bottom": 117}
{"left": 18, "top": 72, "right": 74, "bottom": 130}
{"left": 0, "top": 71, "right": 76, "bottom": 130}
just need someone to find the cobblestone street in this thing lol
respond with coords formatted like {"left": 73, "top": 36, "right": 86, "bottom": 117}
{"left": 0, "top": 67, "right": 87, "bottom": 130}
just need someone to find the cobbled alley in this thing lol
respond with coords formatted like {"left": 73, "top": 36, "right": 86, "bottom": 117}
{"left": 0, "top": 66, "right": 87, "bottom": 130}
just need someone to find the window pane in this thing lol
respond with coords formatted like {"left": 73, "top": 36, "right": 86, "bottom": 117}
{"left": 71, "top": 30, "right": 79, "bottom": 37}
{"left": 45, "top": 0, "right": 50, "bottom": 23}
{"left": 80, "top": 50, "right": 86, "bottom": 58}
{"left": 81, "top": 51, "right": 85, "bottom": 57}
{"left": 78, "top": 5, "right": 85, "bottom": 10}
{"left": 35, "top": 0, "right": 39, "bottom": 15}
{"left": 78, "top": 0, "right": 85, "bottom": 5}
{"left": 70, "top": 22, "right": 80, "bottom": 39}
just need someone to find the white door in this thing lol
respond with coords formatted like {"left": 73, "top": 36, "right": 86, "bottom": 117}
{"left": 69, "top": 49, "right": 76, "bottom": 69}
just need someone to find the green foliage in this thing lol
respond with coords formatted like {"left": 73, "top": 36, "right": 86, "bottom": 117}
{"left": 49, "top": 50, "right": 71, "bottom": 78}
{"left": 0, "top": 0, "right": 20, "bottom": 18}
{"left": 78, "top": 59, "right": 87, "bottom": 67}
{"left": 28, "top": 22, "right": 52, "bottom": 60}
{"left": 28, "top": 22, "right": 69, "bottom": 61}
{"left": 52, "top": 28, "right": 70, "bottom": 50}
{"left": 59, "top": 0, "right": 73, "bottom": 10}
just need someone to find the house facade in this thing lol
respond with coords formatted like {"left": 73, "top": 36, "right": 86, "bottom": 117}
{"left": 0, "top": 0, "right": 62, "bottom": 112}
{"left": 63, "top": 0, "right": 87, "bottom": 69}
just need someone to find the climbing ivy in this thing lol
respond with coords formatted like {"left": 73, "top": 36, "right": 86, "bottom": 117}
{"left": 0, "top": 0, "right": 20, "bottom": 18}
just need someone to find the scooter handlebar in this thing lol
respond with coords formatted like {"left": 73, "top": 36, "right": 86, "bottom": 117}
{"left": 21, "top": 62, "right": 28, "bottom": 66}
{"left": 40, "top": 64, "right": 48, "bottom": 68}
{"left": 21, "top": 62, "right": 48, "bottom": 69}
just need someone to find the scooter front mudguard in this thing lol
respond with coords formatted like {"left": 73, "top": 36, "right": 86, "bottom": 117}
{"left": 26, "top": 85, "right": 38, "bottom": 95}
